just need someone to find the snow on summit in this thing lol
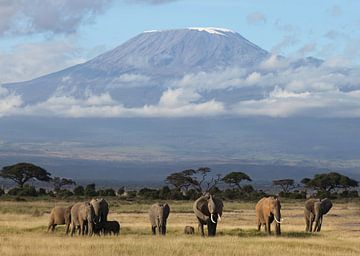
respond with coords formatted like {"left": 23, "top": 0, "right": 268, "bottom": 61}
{"left": 143, "top": 27, "right": 235, "bottom": 36}
{"left": 188, "top": 27, "right": 235, "bottom": 35}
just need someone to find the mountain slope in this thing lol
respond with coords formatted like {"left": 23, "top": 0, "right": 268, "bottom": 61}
{"left": 3, "top": 27, "right": 270, "bottom": 105}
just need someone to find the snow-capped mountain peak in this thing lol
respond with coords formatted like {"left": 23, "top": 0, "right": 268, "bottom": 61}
{"left": 187, "top": 27, "right": 235, "bottom": 35}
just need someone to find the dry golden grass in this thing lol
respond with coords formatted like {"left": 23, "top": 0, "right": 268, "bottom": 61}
{"left": 0, "top": 199, "right": 359, "bottom": 256}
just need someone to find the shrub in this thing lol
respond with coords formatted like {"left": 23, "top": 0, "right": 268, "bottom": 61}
{"left": 73, "top": 185, "right": 85, "bottom": 196}
{"left": 7, "top": 185, "right": 38, "bottom": 197}
{"left": 84, "top": 183, "right": 97, "bottom": 197}
{"left": 138, "top": 188, "right": 159, "bottom": 199}
{"left": 57, "top": 189, "right": 74, "bottom": 198}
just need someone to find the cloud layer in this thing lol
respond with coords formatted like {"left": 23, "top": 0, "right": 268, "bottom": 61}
{"left": 2, "top": 54, "right": 360, "bottom": 118}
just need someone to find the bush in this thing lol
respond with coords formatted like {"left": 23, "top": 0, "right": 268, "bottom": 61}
{"left": 159, "top": 186, "right": 171, "bottom": 200}
{"left": 138, "top": 188, "right": 159, "bottom": 199}
{"left": 339, "top": 190, "right": 359, "bottom": 198}
{"left": 117, "top": 187, "right": 125, "bottom": 196}
{"left": 84, "top": 183, "right": 97, "bottom": 197}
{"left": 0, "top": 187, "right": 4, "bottom": 196}
{"left": 57, "top": 189, "right": 74, "bottom": 198}
{"left": 98, "top": 188, "right": 116, "bottom": 197}
{"left": 38, "top": 188, "right": 47, "bottom": 196}
{"left": 73, "top": 185, "right": 85, "bottom": 196}
{"left": 7, "top": 185, "right": 38, "bottom": 197}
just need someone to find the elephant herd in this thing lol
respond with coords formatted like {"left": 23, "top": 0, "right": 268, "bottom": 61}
{"left": 47, "top": 195, "right": 333, "bottom": 237}
{"left": 48, "top": 198, "right": 119, "bottom": 236}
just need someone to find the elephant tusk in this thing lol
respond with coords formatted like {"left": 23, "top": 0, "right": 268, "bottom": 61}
{"left": 218, "top": 214, "right": 222, "bottom": 222}
{"left": 274, "top": 216, "right": 283, "bottom": 224}
{"left": 210, "top": 214, "right": 216, "bottom": 224}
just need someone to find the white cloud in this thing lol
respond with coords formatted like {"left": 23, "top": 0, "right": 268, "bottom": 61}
{"left": 0, "top": 0, "right": 113, "bottom": 36}
{"left": 2, "top": 53, "right": 360, "bottom": 118}
{"left": 114, "top": 73, "right": 150, "bottom": 83}
{"left": 9, "top": 89, "right": 224, "bottom": 118}
{"left": 246, "top": 12, "right": 267, "bottom": 25}
{"left": 0, "top": 40, "right": 85, "bottom": 84}
{"left": 0, "top": 86, "right": 23, "bottom": 117}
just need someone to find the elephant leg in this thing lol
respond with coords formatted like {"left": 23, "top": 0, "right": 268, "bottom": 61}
{"left": 71, "top": 222, "right": 76, "bottom": 236}
{"left": 198, "top": 223, "right": 205, "bottom": 237}
{"left": 316, "top": 216, "right": 323, "bottom": 232}
{"left": 266, "top": 218, "right": 271, "bottom": 235}
{"left": 151, "top": 226, "right": 156, "bottom": 235}
{"left": 65, "top": 222, "right": 70, "bottom": 235}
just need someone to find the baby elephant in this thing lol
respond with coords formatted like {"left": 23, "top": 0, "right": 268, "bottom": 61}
{"left": 47, "top": 205, "right": 73, "bottom": 235}
{"left": 184, "top": 226, "right": 195, "bottom": 235}
{"left": 102, "top": 220, "right": 120, "bottom": 236}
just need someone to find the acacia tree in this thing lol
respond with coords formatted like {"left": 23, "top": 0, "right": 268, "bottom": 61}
{"left": 301, "top": 172, "right": 358, "bottom": 193}
{"left": 165, "top": 167, "right": 221, "bottom": 194}
{"left": 0, "top": 163, "right": 51, "bottom": 188}
{"left": 272, "top": 179, "right": 295, "bottom": 193}
{"left": 222, "top": 172, "right": 252, "bottom": 190}
{"left": 51, "top": 177, "right": 76, "bottom": 192}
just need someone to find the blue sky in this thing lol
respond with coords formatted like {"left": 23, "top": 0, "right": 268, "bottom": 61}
{"left": 1, "top": 0, "right": 360, "bottom": 83}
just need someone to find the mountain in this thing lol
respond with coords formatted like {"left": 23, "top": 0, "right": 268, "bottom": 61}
{"left": 1, "top": 27, "right": 359, "bottom": 183}
{"left": 4, "top": 27, "right": 271, "bottom": 105}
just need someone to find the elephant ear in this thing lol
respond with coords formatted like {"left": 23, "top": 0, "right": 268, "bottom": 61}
{"left": 193, "top": 196, "right": 210, "bottom": 222}
{"left": 320, "top": 198, "right": 333, "bottom": 215}
{"left": 163, "top": 203, "right": 170, "bottom": 219}
{"left": 213, "top": 197, "right": 224, "bottom": 216}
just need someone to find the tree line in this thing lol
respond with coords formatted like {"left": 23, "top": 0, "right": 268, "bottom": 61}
{"left": 0, "top": 162, "right": 358, "bottom": 200}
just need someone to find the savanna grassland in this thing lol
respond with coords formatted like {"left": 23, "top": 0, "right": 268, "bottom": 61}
{"left": 0, "top": 199, "right": 359, "bottom": 256}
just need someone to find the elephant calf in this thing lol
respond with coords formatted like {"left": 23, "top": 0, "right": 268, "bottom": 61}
{"left": 184, "top": 226, "right": 195, "bottom": 235}
{"left": 47, "top": 205, "right": 72, "bottom": 234}
{"left": 103, "top": 220, "right": 120, "bottom": 236}
{"left": 149, "top": 203, "right": 170, "bottom": 235}
{"left": 304, "top": 198, "right": 332, "bottom": 232}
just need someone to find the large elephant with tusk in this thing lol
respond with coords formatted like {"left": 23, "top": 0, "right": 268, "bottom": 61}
{"left": 255, "top": 196, "right": 282, "bottom": 235}
{"left": 304, "top": 198, "right": 332, "bottom": 232}
{"left": 193, "top": 193, "right": 223, "bottom": 237}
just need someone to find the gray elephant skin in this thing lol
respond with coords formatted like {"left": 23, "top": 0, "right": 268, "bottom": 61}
{"left": 255, "top": 196, "right": 282, "bottom": 235}
{"left": 90, "top": 198, "right": 109, "bottom": 224}
{"left": 149, "top": 203, "right": 170, "bottom": 235}
{"left": 304, "top": 198, "right": 332, "bottom": 232}
{"left": 47, "top": 205, "right": 73, "bottom": 234}
{"left": 193, "top": 194, "right": 223, "bottom": 237}
{"left": 70, "top": 202, "right": 95, "bottom": 236}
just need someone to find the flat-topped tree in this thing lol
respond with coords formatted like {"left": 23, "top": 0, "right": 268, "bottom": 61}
{"left": 0, "top": 162, "right": 51, "bottom": 188}
{"left": 51, "top": 177, "right": 76, "bottom": 192}
{"left": 301, "top": 172, "right": 358, "bottom": 193}
{"left": 222, "top": 172, "right": 252, "bottom": 190}
{"left": 272, "top": 179, "right": 295, "bottom": 193}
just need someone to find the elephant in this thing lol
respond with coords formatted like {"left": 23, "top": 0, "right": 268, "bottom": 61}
{"left": 149, "top": 203, "right": 170, "bottom": 235}
{"left": 304, "top": 198, "right": 332, "bottom": 232}
{"left": 255, "top": 196, "right": 282, "bottom": 235}
{"left": 47, "top": 205, "right": 73, "bottom": 234}
{"left": 184, "top": 226, "right": 195, "bottom": 235}
{"left": 70, "top": 202, "right": 95, "bottom": 236}
{"left": 90, "top": 198, "right": 109, "bottom": 224}
{"left": 193, "top": 194, "right": 223, "bottom": 237}
{"left": 103, "top": 220, "right": 120, "bottom": 236}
